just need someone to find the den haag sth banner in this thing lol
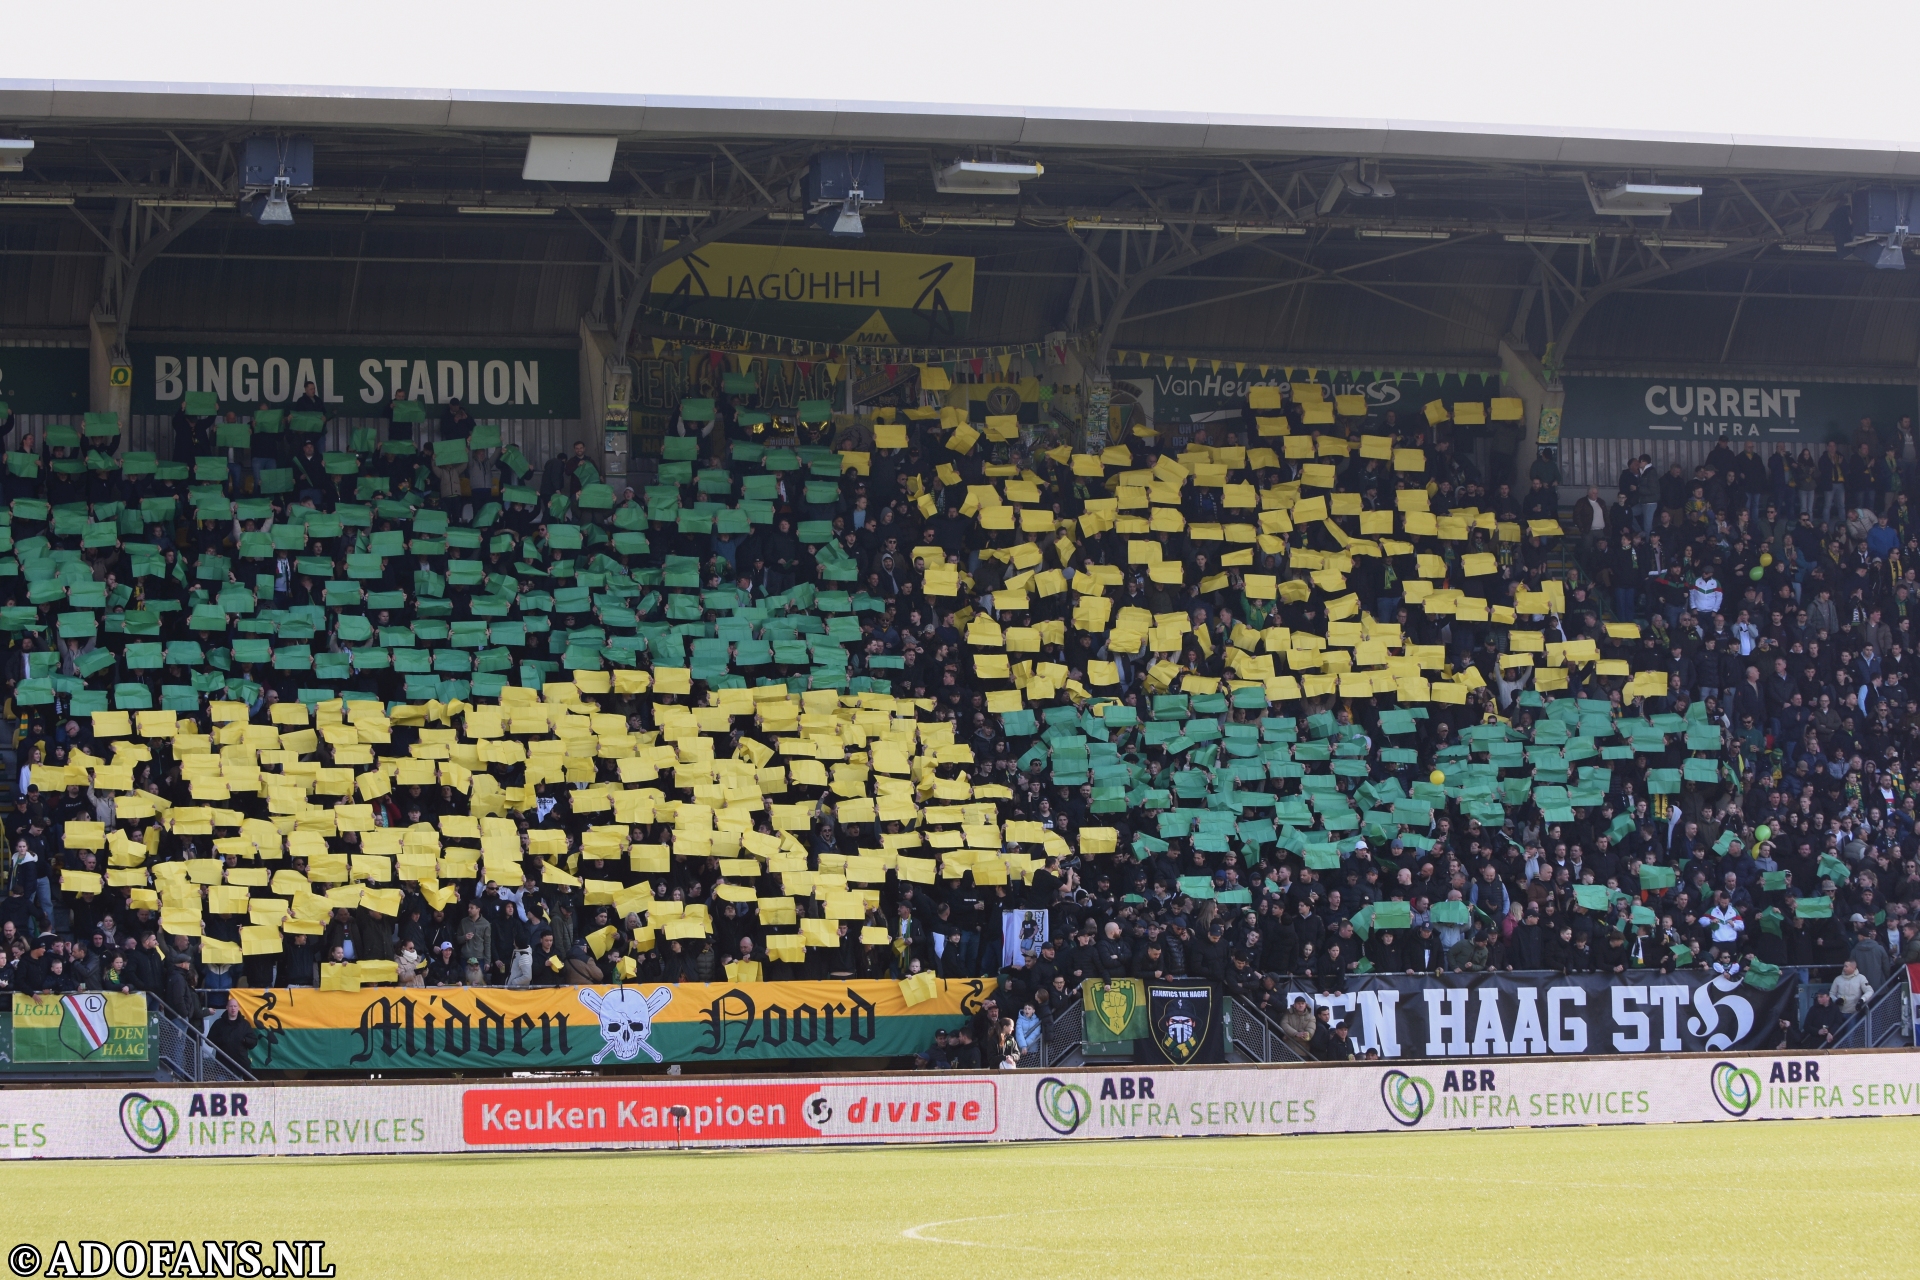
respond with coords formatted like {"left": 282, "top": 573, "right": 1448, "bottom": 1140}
{"left": 7, "top": 1050, "right": 1920, "bottom": 1159}
{"left": 1277, "top": 971, "right": 1801, "bottom": 1060}
{"left": 232, "top": 980, "right": 995, "bottom": 1071}
{"left": 127, "top": 345, "right": 582, "bottom": 419}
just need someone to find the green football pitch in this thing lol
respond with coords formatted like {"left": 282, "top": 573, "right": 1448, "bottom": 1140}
{"left": 13, "top": 1118, "right": 1919, "bottom": 1278}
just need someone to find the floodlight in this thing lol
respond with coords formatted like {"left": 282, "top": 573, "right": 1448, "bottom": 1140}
{"left": 935, "top": 160, "right": 1043, "bottom": 197}
{"left": 522, "top": 136, "right": 618, "bottom": 183}
{"left": 1585, "top": 178, "right": 1703, "bottom": 217}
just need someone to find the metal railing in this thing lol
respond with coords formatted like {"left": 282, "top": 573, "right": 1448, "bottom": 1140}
{"left": 1044, "top": 1005, "right": 1084, "bottom": 1067}
{"left": 1227, "top": 996, "right": 1307, "bottom": 1064}
{"left": 151, "top": 1007, "right": 254, "bottom": 1084}
{"left": 1829, "top": 971, "right": 1913, "bottom": 1050}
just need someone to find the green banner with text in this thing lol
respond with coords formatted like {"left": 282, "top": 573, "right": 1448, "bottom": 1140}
{"left": 9, "top": 992, "right": 150, "bottom": 1064}
{"left": 127, "top": 344, "right": 580, "bottom": 418}
{"left": 234, "top": 980, "right": 994, "bottom": 1071}
{"left": 1560, "top": 374, "right": 1917, "bottom": 442}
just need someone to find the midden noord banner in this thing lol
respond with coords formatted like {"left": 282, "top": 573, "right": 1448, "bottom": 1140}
{"left": 127, "top": 344, "right": 581, "bottom": 418}
{"left": 648, "top": 241, "right": 975, "bottom": 345}
{"left": 1559, "top": 374, "right": 1917, "bottom": 442}
{"left": 231, "top": 980, "right": 994, "bottom": 1072}
{"left": 8, "top": 993, "right": 149, "bottom": 1064}
{"left": 5, "top": 1049, "right": 1917, "bottom": 1159}
{"left": 1280, "top": 971, "right": 1800, "bottom": 1060}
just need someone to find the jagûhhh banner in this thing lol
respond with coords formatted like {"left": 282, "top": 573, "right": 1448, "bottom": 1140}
{"left": 648, "top": 241, "right": 974, "bottom": 344}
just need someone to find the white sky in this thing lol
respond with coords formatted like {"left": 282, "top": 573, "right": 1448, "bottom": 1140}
{"left": 13, "top": 0, "right": 1911, "bottom": 145}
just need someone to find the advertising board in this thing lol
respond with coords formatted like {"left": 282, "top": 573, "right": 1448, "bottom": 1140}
{"left": 6, "top": 1050, "right": 1915, "bottom": 1160}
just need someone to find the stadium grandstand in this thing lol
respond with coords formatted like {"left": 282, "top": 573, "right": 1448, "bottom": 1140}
{"left": 0, "top": 42, "right": 1917, "bottom": 1270}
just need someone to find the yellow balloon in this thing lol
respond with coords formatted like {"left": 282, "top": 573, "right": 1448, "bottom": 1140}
{"left": 1759, "top": 552, "right": 1773, "bottom": 567}
{"left": 1429, "top": 770, "right": 1446, "bottom": 786}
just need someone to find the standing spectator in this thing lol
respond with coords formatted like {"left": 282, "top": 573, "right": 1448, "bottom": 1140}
{"left": 1829, "top": 958, "right": 1873, "bottom": 1014}
{"left": 207, "top": 995, "right": 259, "bottom": 1065}
{"left": 456, "top": 901, "right": 493, "bottom": 987}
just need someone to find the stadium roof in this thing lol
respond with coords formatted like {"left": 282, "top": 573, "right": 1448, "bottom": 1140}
{"left": 3, "top": 77, "right": 1918, "bottom": 383}
{"left": 4, "top": 78, "right": 1919, "bottom": 177}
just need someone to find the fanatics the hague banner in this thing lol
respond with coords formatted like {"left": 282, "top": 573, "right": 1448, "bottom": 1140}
{"left": 232, "top": 980, "right": 994, "bottom": 1072}
{"left": 127, "top": 344, "right": 582, "bottom": 418}
{"left": 1147, "top": 982, "right": 1224, "bottom": 1065}
{"left": 1282, "top": 971, "right": 1801, "bottom": 1060}
{"left": 6, "top": 1049, "right": 1919, "bottom": 1159}
{"left": 1559, "top": 374, "right": 1917, "bottom": 442}
{"left": 648, "top": 241, "right": 975, "bottom": 345}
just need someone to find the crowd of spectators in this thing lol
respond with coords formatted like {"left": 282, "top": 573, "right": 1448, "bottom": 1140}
{"left": 0, "top": 379, "right": 1914, "bottom": 1070}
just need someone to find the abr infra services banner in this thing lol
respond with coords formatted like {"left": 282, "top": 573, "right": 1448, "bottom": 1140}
{"left": 8, "top": 1049, "right": 1919, "bottom": 1158}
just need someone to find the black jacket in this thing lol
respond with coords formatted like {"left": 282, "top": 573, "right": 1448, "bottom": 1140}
{"left": 1309, "top": 1025, "right": 1356, "bottom": 1061}
{"left": 295, "top": 449, "right": 332, "bottom": 494}
{"left": 208, "top": 1012, "right": 259, "bottom": 1065}
{"left": 163, "top": 967, "right": 203, "bottom": 1023}
{"left": 1186, "top": 935, "right": 1230, "bottom": 982}
{"left": 1403, "top": 932, "right": 1446, "bottom": 972}
{"left": 1801, "top": 998, "right": 1846, "bottom": 1045}
{"left": 354, "top": 911, "right": 396, "bottom": 962}
{"left": 281, "top": 939, "right": 318, "bottom": 987}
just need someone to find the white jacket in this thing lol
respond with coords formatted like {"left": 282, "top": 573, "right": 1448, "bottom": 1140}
{"left": 1830, "top": 970, "right": 1873, "bottom": 1014}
